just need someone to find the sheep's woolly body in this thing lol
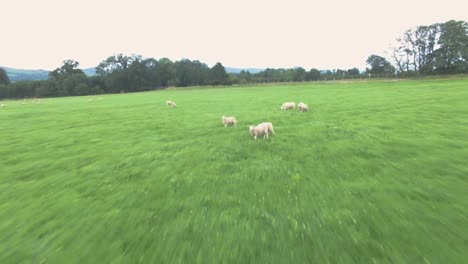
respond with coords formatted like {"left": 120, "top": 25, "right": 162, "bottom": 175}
{"left": 222, "top": 116, "right": 237, "bottom": 127}
{"left": 249, "top": 122, "right": 275, "bottom": 140}
{"left": 298, "top": 102, "right": 308, "bottom": 112}
{"left": 281, "top": 102, "right": 295, "bottom": 110}
{"left": 166, "top": 101, "right": 176, "bottom": 108}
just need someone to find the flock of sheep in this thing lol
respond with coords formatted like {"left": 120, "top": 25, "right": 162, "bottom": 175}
{"left": 1, "top": 98, "right": 308, "bottom": 141}
{"left": 167, "top": 100, "right": 309, "bottom": 140}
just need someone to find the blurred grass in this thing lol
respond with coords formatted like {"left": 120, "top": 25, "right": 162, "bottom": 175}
{"left": 1, "top": 78, "right": 467, "bottom": 263}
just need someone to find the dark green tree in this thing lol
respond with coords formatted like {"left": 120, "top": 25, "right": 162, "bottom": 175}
{"left": 210, "top": 62, "right": 228, "bottom": 85}
{"left": 434, "top": 20, "right": 468, "bottom": 73}
{"left": 308, "top": 69, "right": 321, "bottom": 81}
{"left": 158, "top": 58, "right": 176, "bottom": 87}
{"left": 293, "top": 67, "right": 307, "bottom": 82}
{"left": 49, "top": 60, "right": 85, "bottom": 80}
{"left": 0, "top": 68, "right": 10, "bottom": 85}
{"left": 366, "top": 55, "right": 396, "bottom": 75}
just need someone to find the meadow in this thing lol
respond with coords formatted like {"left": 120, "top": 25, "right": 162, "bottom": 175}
{"left": 1, "top": 78, "right": 467, "bottom": 263}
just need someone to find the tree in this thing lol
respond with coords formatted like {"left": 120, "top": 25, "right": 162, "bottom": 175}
{"left": 0, "top": 68, "right": 10, "bottom": 85}
{"left": 434, "top": 20, "right": 468, "bottom": 73}
{"left": 210, "top": 62, "right": 228, "bottom": 85}
{"left": 96, "top": 54, "right": 141, "bottom": 75}
{"left": 293, "top": 67, "right": 307, "bottom": 82}
{"left": 392, "top": 20, "right": 468, "bottom": 75}
{"left": 347, "top": 68, "right": 360, "bottom": 76}
{"left": 96, "top": 54, "right": 143, "bottom": 92}
{"left": 49, "top": 60, "right": 85, "bottom": 80}
{"left": 75, "top": 83, "right": 90, "bottom": 95}
{"left": 158, "top": 58, "right": 176, "bottom": 87}
{"left": 366, "top": 55, "right": 395, "bottom": 75}
{"left": 308, "top": 69, "right": 321, "bottom": 81}
{"left": 0, "top": 84, "right": 8, "bottom": 98}
{"left": 238, "top": 70, "right": 252, "bottom": 84}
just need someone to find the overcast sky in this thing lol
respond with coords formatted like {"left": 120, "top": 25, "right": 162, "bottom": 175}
{"left": 2, "top": 0, "right": 467, "bottom": 70}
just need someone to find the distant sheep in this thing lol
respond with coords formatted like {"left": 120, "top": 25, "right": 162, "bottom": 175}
{"left": 88, "top": 99, "right": 93, "bottom": 102}
{"left": 281, "top": 102, "right": 295, "bottom": 110}
{"left": 249, "top": 122, "right": 275, "bottom": 140}
{"left": 222, "top": 116, "right": 237, "bottom": 127}
{"left": 0, "top": 104, "right": 6, "bottom": 107}
{"left": 166, "top": 100, "right": 176, "bottom": 108}
{"left": 298, "top": 102, "right": 309, "bottom": 112}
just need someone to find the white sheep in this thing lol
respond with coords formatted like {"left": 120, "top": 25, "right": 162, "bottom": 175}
{"left": 0, "top": 103, "right": 6, "bottom": 108}
{"left": 298, "top": 102, "right": 309, "bottom": 112}
{"left": 222, "top": 116, "right": 237, "bottom": 127}
{"left": 88, "top": 99, "right": 93, "bottom": 102}
{"left": 280, "top": 102, "right": 295, "bottom": 110}
{"left": 166, "top": 100, "right": 176, "bottom": 108}
{"left": 249, "top": 122, "right": 275, "bottom": 140}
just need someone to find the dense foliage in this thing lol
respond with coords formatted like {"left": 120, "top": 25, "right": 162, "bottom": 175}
{"left": 0, "top": 68, "right": 10, "bottom": 85}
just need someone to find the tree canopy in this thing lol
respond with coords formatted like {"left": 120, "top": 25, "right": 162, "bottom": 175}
{"left": 366, "top": 55, "right": 395, "bottom": 75}
{"left": 0, "top": 68, "right": 10, "bottom": 85}
{"left": 392, "top": 20, "right": 468, "bottom": 75}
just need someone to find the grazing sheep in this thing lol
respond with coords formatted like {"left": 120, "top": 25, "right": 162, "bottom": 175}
{"left": 249, "top": 122, "right": 275, "bottom": 140}
{"left": 298, "top": 102, "right": 309, "bottom": 112}
{"left": 166, "top": 100, "right": 176, "bottom": 108}
{"left": 280, "top": 102, "right": 295, "bottom": 110}
{"left": 0, "top": 104, "right": 6, "bottom": 107}
{"left": 222, "top": 116, "right": 237, "bottom": 127}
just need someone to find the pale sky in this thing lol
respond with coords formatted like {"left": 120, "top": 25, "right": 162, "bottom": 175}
{"left": 2, "top": 0, "right": 467, "bottom": 70}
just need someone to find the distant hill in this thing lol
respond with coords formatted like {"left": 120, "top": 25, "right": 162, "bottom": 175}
{"left": 0, "top": 65, "right": 263, "bottom": 82}
{"left": 0, "top": 66, "right": 98, "bottom": 82}
{"left": 1, "top": 66, "right": 49, "bottom": 82}
{"left": 225, "top": 67, "right": 264, "bottom": 74}
{"left": 82, "top": 67, "right": 96, "bottom": 76}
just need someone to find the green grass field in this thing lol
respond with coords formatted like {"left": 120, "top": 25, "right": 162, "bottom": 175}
{"left": 1, "top": 78, "right": 467, "bottom": 263}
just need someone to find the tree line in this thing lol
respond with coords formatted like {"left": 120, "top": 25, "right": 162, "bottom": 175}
{"left": 1, "top": 19, "right": 466, "bottom": 99}
{"left": 0, "top": 56, "right": 230, "bottom": 99}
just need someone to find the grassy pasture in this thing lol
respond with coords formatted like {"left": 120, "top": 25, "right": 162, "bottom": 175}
{"left": 1, "top": 78, "right": 467, "bottom": 263}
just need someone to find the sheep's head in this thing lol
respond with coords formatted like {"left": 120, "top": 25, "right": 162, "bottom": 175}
{"left": 249, "top": 126, "right": 255, "bottom": 135}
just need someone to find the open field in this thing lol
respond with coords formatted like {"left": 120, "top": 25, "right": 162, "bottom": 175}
{"left": 1, "top": 78, "right": 467, "bottom": 263}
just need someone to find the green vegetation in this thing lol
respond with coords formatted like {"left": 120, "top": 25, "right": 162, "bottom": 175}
{"left": 1, "top": 78, "right": 467, "bottom": 263}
